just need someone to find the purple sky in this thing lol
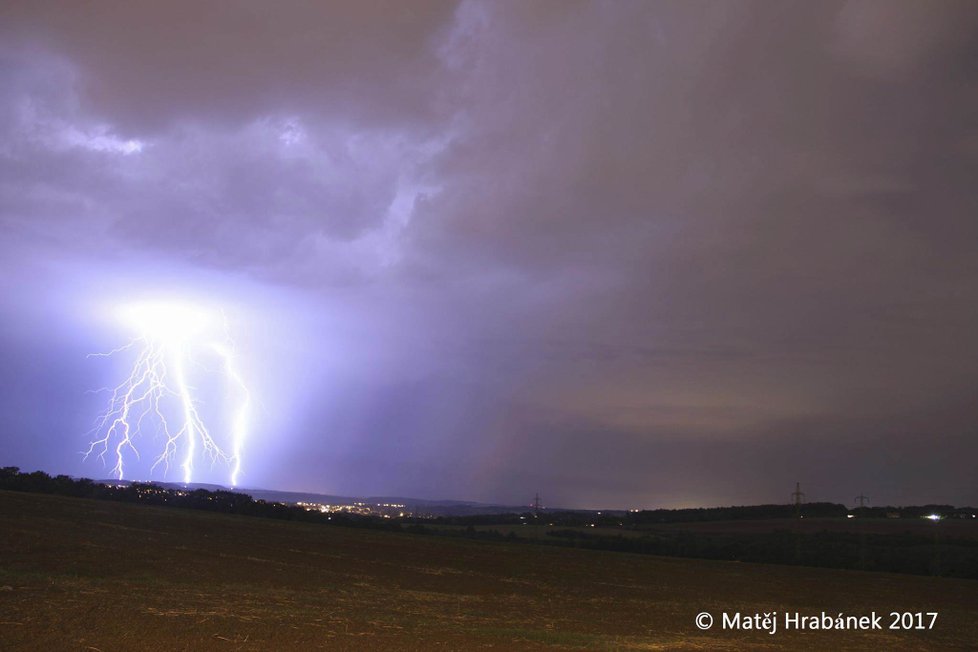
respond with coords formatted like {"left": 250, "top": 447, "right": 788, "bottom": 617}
{"left": 1, "top": 2, "right": 976, "bottom": 509}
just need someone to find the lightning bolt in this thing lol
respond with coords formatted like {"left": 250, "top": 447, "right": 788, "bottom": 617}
{"left": 213, "top": 341, "right": 250, "bottom": 488}
{"left": 84, "top": 302, "right": 251, "bottom": 486}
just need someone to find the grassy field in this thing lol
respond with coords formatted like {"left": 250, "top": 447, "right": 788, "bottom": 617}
{"left": 1, "top": 491, "right": 976, "bottom": 650}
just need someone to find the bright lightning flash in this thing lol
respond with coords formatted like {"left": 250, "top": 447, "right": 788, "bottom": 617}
{"left": 85, "top": 301, "right": 251, "bottom": 486}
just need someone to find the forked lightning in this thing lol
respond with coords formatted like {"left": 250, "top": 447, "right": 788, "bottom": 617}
{"left": 84, "top": 301, "right": 251, "bottom": 486}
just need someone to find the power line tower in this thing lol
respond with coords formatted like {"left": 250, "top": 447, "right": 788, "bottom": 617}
{"left": 855, "top": 494, "right": 869, "bottom": 508}
{"left": 532, "top": 492, "right": 542, "bottom": 518}
{"left": 791, "top": 482, "right": 805, "bottom": 518}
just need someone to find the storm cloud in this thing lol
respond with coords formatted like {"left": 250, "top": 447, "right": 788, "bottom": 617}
{"left": 1, "top": 1, "right": 976, "bottom": 508}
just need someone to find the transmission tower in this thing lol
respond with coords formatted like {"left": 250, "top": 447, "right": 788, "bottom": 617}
{"left": 791, "top": 482, "right": 805, "bottom": 517}
{"left": 532, "top": 492, "right": 542, "bottom": 518}
{"left": 855, "top": 493, "right": 869, "bottom": 508}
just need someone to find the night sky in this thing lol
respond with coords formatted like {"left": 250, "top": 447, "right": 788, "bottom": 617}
{"left": 1, "top": 2, "right": 976, "bottom": 509}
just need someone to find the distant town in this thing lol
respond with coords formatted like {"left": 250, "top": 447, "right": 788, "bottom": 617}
{"left": 295, "top": 500, "right": 408, "bottom": 518}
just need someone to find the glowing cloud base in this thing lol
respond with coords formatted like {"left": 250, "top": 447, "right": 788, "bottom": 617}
{"left": 85, "top": 301, "right": 251, "bottom": 486}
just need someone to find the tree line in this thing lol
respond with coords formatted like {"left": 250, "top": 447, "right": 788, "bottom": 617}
{"left": 0, "top": 467, "right": 396, "bottom": 530}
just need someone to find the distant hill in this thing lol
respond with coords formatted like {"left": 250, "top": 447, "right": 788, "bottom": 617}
{"left": 100, "top": 479, "right": 538, "bottom": 516}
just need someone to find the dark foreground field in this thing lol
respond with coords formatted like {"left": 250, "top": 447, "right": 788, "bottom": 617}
{"left": 1, "top": 491, "right": 976, "bottom": 650}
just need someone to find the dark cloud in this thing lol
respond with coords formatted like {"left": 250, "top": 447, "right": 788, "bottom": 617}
{"left": 0, "top": 1, "right": 457, "bottom": 132}
{"left": 0, "top": 1, "right": 976, "bottom": 506}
